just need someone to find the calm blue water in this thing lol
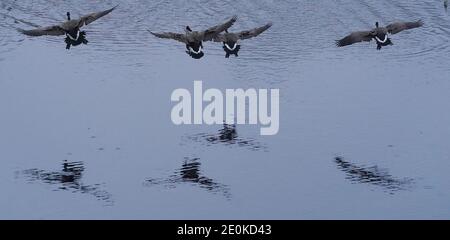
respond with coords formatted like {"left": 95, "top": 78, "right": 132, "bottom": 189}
{"left": 1, "top": 0, "right": 450, "bottom": 219}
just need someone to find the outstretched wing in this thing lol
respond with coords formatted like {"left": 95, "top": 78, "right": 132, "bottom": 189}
{"left": 18, "top": 25, "right": 65, "bottom": 36}
{"left": 79, "top": 5, "right": 118, "bottom": 27}
{"left": 148, "top": 30, "right": 186, "bottom": 43}
{"left": 336, "top": 31, "right": 373, "bottom": 47}
{"left": 213, "top": 34, "right": 227, "bottom": 42}
{"left": 386, "top": 20, "right": 423, "bottom": 34}
{"left": 237, "top": 22, "right": 272, "bottom": 40}
{"left": 202, "top": 15, "right": 237, "bottom": 41}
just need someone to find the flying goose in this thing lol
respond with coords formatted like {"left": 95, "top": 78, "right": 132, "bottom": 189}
{"left": 149, "top": 16, "right": 237, "bottom": 59}
{"left": 18, "top": 5, "right": 117, "bottom": 49}
{"left": 213, "top": 22, "right": 272, "bottom": 58}
{"left": 336, "top": 20, "right": 423, "bottom": 50}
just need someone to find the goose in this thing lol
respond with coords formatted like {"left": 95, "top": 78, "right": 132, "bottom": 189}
{"left": 149, "top": 16, "right": 237, "bottom": 59}
{"left": 213, "top": 22, "right": 272, "bottom": 58}
{"left": 445, "top": 0, "right": 448, "bottom": 11}
{"left": 18, "top": 5, "right": 117, "bottom": 49}
{"left": 336, "top": 20, "right": 423, "bottom": 50}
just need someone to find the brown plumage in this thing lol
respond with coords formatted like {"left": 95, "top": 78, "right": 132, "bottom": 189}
{"left": 150, "top": 16, "right": 237, "bottom": 43}
{"left": 212, "top": 22, "right": 272, "bottom": 58}
{"left": 149, "top": 16, "right": 237, "bottom": 57}
{"left": 213, "top": 22, "right": 272, "bottom": 43}
{"left": 18, "top": 5, "right": 118, "bottom": 37}
{"left": 336, "top": 20, "right": 423, "bottom": 49}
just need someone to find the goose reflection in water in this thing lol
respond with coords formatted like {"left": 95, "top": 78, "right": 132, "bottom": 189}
{"left": 186, "top": 123, "right": 266, "bottom": 151}
{"left": 335, "top": 157, "right": 414, "bottom": 193}
{"left": 18, "top": 160, "right": 113, "bottom": 204}
{"left": 145, "top": 157, "right": 231, "bottom": 199}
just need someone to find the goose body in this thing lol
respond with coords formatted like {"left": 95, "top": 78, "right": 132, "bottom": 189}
{"left": 213, "top": 22, "right": 272, "bottom": 58}
{"left": 18, "top": 5, "right": 117, "bottom": 49}
{"left": 336, "top": 20, "right": 423, "bottom": 50}
{"left": 149, "top": 16, "right": 237, "bottom": 59}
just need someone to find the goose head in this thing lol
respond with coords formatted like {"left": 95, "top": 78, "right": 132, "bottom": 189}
{"left": 223, "top": 41, "right": 240, "bottom": 58}
{"left": 375, "top": 36, "right": 393, "bottom": 50}
{"left": 186, "top": 41, "right": 204, "bottom": 59}
{"left": 373, "top": 28, "right": 393, "bottom": 50}
{"left": 220, "top": 32, "right": 240, "bottom": 57}
{"left": 64, "top": 12, "right": 82, "bottom": 42}
{"left": 187, "top": 42, "right": 203, "bottom": 54}
{"left": 372, "top": 22, "right": 390, "bottom": 46}
{"left": 64, "top": 31, "right": 88, "bottom": 49}
{"left": 65, "top": 29, "right": 81, "bottom": 42}
{"left": 183, "top": 27, "right": 205, "bottom": 58}
{"left": 223, "top": 41, "right": 239, "bottom": 51}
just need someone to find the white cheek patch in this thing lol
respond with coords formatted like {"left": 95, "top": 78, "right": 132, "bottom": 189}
{"left": 66, "top": 30, "right": 80, "bottom": 41}
{"left": 375, "top": 35, "right": 388, "bottom": 43}
{"left": 189, "top": 46, "right": 203, "bottom": 54}
{"left": 224, "top": 43, "right": 237, "bottom": 51}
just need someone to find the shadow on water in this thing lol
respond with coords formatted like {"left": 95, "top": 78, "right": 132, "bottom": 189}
{"left": 17, "top": 160, "right": 113, "bottom": 205}
{"left": 145, "top": 157, "right": 231, "bottom": 199}
{"left": 334, "top": 157, "right": 415, "bottom": 194}
{"left": 185, "top": 123, "right": 267, "bottom": 152}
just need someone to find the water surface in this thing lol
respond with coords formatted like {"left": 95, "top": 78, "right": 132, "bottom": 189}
{"left": 1, "top": 0, "right": 450, "bottom": 219}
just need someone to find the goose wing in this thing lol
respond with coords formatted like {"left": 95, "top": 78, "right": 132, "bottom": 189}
{"left": 336, "top": 30, "right": 373, "bottom": 47}
{"left": 202, "top": 15, "right": 237, "bottom": 41}
{"left": 386, "top": 20, "right": 423, "bottom": 34}
{"left": 237, "top": 22, "right": 272, "bottom": 40}
{"left": 213, "top": 33, "right": 228, "bottom": 42}
{"left": 78, "top": 5, "right": 118, "bottom": 27}
{"left": 148, "top": 30, "right": 187, "bottom": 43}
{"left": 18, "top": 25, "right": 65, "bottom": 36}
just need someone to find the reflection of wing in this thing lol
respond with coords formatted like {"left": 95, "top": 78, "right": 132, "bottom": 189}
{"left": 334, "top": 157, "right": 414, "bottom": 192}
{"left": 336, "top": 30, "right": 373, "bottom": 47}
{"left": 149, "top": 30, "right": 186, "bottom": 43}
{"left": 238, "top": 22, "right": 272, "bottom": 40}
{"left": 386, "top": 20, "right": 423, "bottom": 34}
{"left": 202, "top": 15, "right": 237, "bottom": 41}
{"left": 18, "top": 25, "right": 65, "bottom": 36}
{"left": 79, "top": 5, "right": 118, "bottom": 26}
